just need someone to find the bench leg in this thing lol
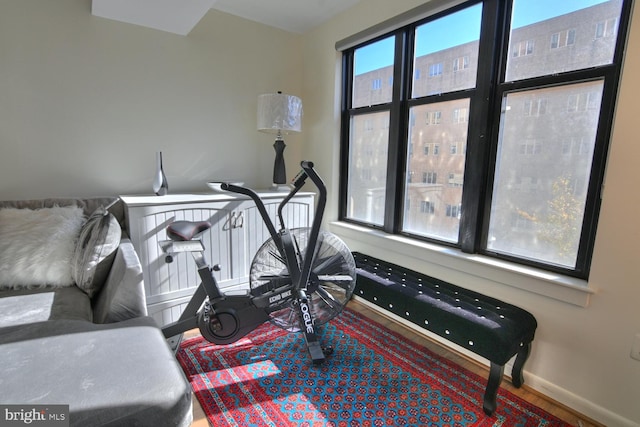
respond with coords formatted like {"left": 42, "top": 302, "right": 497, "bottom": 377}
{"left": 511, "top": 342, "right": 531, "bottom": 388}
{"left": 483, "top": 362, "right": 504, "bottom": 416}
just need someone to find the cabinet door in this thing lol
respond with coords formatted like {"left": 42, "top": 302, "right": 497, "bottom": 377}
{"left": 233, "top": 195, "right": 315, "bottom": 289}
{"left": 126, "top": 201, "right": 239, "bottom": 325}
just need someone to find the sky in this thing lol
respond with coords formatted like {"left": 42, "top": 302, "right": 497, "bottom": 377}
{"left": 354, "top": 0, "right": 612, "bottom": 75}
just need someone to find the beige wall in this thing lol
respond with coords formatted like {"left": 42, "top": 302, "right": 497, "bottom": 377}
{"left": 301, "top": 1, "right": 640, "bottom": 426}
{"left": 0, "top": 0, "right": 302, "bottom": 199}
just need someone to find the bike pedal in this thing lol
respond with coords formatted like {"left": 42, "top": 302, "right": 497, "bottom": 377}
{"left": 308, "top": 341, "right": 326, "bottom": 365}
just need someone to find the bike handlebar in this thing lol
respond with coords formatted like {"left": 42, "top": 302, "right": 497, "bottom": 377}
{"left": 220, "top": 161, "right": 325, "bottom": 229}
{"left": 221, "top": 161, "right": 327, "bottom": 290}
{"left": 289, "top": 162, "right": 317, "bottom": 188}
{"left": 221, "top": 182, "right": 281, "bottom": 245}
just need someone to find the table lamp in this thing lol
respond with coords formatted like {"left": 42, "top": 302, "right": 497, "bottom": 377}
{"left": 257, "top": 91, "right": 303, "bottom": 189}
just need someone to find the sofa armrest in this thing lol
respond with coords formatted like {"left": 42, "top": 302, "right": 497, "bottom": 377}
{"left": 92, "top": 236, "right": 148, "bottom": 323}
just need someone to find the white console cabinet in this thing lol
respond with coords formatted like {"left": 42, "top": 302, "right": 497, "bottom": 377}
{"left": 120, "top": 192, "right": 314, "bottom": 326}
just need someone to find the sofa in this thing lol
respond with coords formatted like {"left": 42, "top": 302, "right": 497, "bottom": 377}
{"left": 0, "top": 197, "right": 193, "bottom": 427}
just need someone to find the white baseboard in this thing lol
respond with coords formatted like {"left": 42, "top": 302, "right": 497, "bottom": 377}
{"left": 523, "top": 374, "right": 639, "bottom": 427}
{"left": 351, "top": 296, "right": 639, "bottom": 427}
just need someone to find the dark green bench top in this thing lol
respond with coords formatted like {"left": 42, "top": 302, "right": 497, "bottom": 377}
{"left": 353, "top": 252, "right": 538, "bottom": 415}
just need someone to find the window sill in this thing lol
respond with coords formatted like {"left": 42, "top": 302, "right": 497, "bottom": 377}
{"left": 330, "top": 221, "right": 594, "bottom": 307}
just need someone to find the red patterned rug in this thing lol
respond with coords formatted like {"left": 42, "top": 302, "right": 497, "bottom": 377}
{"left": 177, "top": 307, "right": 569, "bottom": 426}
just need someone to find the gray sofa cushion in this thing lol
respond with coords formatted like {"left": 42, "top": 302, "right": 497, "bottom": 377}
{"left": 91, "top": 237, "right": 147, "bottom": 323}
{"left": 0, "top": 316, "right": 192, "bottom": 427}
{"left": 0, "top": 287, "right": 92, "bottom": 328}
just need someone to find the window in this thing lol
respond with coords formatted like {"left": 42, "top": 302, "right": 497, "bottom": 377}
{"left": 523, "top": 98, "right": 547, "bottom": 116}
{"left": 596, "top": 18, "right": 618, "bottom": 38}
{"left": 562, "top": 137, "right": 591, "bottom": 156}
{"left": 421, "top": 201, "right": 436, "bottom": 214}
{"left": 567, "top": 88, "right": 603, "bottom": 112}
{"left": 429, "top": 62, "right": 443, "bottom": 77}
{"left": 352, "top": 37, "right": 394, "bottom": 108}
{"left": 426, "top": 111, "right": 442, "bottom": 125}
{"left": 453, "top": 56, "right": 470, "bottom": 71}
{"left": 423, "top": 172, "right": 437, "bottom": 184}
{"left": 446, "top": 204, "right": 462, "bottom": 219}
{"left": 551, "top": 29, "right": 576, "bottom": 49}
{"left": 340, "top": 0, "right": 630, "bottom": 278}
{"left": 519, "top": 139, "right": 543, "bottom": 155}
{"left": 568, "top": 28, "right": 577, "bottom": 46}
{"left": 423, "top": 143, "right": 440, "bottom": 155}
{"left": 512, "top": 40, "right": 535, "bottom": 57}
{"left": 453, "top": 107, "right": 468, "bottom": 123}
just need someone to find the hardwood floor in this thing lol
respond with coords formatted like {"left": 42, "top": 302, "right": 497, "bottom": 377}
{"left": 186, "top": 299, "right": 603, "bottom": 427}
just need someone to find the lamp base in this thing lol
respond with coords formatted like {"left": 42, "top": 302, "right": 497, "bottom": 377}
{"left": 272, "top": 138, "right": 287, "bottom": 186}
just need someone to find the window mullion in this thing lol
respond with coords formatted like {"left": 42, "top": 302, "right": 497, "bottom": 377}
{"left": 383, "top": 30, "right": 408, "bottom": 234}
{"left": 459, "top": 0, "right": 505, "bottom": 253}
{"left": 338, "top": 51, "right": 354, "bottom": 221}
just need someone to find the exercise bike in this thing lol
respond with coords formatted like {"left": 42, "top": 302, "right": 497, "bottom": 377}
{"left": 158, "top": 161, "right": 356, "bottom": 364}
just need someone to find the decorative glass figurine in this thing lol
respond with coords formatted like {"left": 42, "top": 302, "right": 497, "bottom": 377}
{"left": 153, "top": 151, "right": 168, "bottom": 196}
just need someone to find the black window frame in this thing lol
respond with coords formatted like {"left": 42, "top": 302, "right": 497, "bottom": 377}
{"left": 339, "top": 0, "right": 633, "bottom": 279}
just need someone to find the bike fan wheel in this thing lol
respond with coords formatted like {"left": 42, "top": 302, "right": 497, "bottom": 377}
{"left": 250, "top": 228, "right": 356, "bottom": 332}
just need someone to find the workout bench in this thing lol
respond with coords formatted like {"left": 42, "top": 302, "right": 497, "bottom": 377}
{"left": 352, "top": 252, "right": 537, "bottom": 416}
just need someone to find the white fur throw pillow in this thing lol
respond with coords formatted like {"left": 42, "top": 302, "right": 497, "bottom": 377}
{"left": 0, "top": 205, "right": 85, "bottom": 288}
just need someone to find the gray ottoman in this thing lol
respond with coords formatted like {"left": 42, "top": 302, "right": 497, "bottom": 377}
{"left": 0, "top": 316, "right": 192, "bottom": 426}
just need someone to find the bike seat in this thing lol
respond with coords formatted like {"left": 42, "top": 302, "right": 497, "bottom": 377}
{"left": 166, "top": 220, "right": 211, "bottom": 241}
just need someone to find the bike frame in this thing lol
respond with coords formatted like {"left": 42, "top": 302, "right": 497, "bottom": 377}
{"left": 161, "top": 161, "right": 329, "bottom": 363}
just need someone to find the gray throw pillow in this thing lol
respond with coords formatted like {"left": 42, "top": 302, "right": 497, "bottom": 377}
{"left": 71, "top": 207, "right": 121, "bottom": 297}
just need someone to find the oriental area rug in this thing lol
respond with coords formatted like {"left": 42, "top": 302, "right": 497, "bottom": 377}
{"left": 177, "top": 308, "right": 569, "bottom": 426}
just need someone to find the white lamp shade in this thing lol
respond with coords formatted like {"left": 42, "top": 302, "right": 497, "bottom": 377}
{"left": 257, "top": 93, "right": 303, "bottom": 134}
